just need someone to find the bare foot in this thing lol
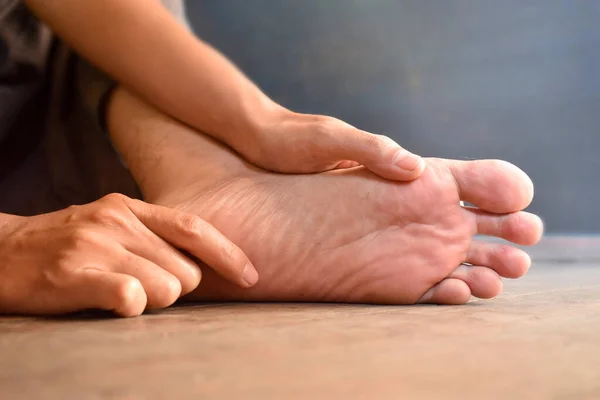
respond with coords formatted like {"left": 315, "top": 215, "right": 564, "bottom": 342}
{"left": 143, "top": 143, "right": 540, "bottom": 305}
{"left": 109, "top": 92, "right": 544, "bottom": 305}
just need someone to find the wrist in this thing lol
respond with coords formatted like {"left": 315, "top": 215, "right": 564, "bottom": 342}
{"left": 232, "top": 100, "right": 294, "bottom": 157}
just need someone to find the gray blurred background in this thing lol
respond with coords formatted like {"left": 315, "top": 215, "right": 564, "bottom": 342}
{"left": 186, "top": 0, "right": 600, "bottom": 234}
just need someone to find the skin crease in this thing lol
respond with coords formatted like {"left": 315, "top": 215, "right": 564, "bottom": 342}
{"left": 108, "top": 89, "right": 544, "bottom": 306}
{"left": 0, "top": 3, "right": 536, "bottom": 316}
{"left": 23, "top": 0, "right": 425, "bottom": 180}
{"left": 0, "top": 193, "right": 262, "bottom": 317}
{"left": 159, "top": 158, "right": 541, "bottom": 305}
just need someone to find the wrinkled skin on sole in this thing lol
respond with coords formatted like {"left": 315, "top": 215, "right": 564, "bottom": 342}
{"left": 150, "top": 136, "right": 543, "bottom": 305}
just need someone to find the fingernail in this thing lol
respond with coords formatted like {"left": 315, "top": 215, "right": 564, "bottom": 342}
{"left": 242, "top": 263, "right": 259, "bottom": 287}
{"left": 393, "top": 150, "right": 423, "bottom": 172}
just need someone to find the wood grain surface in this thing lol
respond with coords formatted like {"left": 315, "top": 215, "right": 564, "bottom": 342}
{"left": 1, "top": 236, "right": 599, "bottom": 399}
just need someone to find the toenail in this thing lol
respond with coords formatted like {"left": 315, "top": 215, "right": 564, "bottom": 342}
{"left": 393, "top": 150, "right": 423, "bottom": 172}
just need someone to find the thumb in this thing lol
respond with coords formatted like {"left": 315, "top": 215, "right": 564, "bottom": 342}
{"left": 314, "top": 118, "right": 425, "bottom": 181}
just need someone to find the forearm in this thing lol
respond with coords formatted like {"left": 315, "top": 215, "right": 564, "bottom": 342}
{"left": 25, "top": 0, "right": 283, "bottom": 148}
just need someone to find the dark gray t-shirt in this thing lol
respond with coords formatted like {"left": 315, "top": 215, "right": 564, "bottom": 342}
{"left": 0, "top": 0, "right": 190, "bottom": 215}
{"left": 0, "top": 0, "right": 51, "bottom": 144}
{"left": 0, "top": 29, "right": 7, "bottom": 66}
{"left": 0, "top": 0, "right": 190, "bottom": 146}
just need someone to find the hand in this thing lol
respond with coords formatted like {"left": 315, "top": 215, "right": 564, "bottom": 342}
{"left": 0, "top": 194, "right": 258, "bottom": 317}
{"left": 239, "top": 111, "right": 425, "bottom": 181}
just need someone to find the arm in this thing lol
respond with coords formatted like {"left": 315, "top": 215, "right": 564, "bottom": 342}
{"left": 0, "top": 194, "right": 257, "bottom": 317}
{"left": 26, "top": 0, "right": 424, "bottom": 180}
{"left": 24, "top": 0, "right": 279, "bottom": 150}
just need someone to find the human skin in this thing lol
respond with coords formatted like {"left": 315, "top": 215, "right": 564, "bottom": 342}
{"left": 24, "top": 0, "right": 425, "bottom": 180}
{"left": 0, "top": 195, "right": 258, "bottom": 317}
{"left": 108, "top": 88, "right": 543, "bottom": 305}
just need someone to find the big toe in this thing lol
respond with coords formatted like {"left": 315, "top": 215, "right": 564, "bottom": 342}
{"left": 441, "top": 159, "right": 534, "bottom": 213}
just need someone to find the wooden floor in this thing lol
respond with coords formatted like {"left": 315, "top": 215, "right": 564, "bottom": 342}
{"left": 1, "top": 237, "right": 599, "bottom": 399}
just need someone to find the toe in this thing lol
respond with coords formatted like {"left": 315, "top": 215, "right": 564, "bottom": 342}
{"left": 467, "top": 208, "right": 544, "bottom": 245}
{"left": 448, "top": 264, "right": 503, "bottom": 299}
{"left": 417, "top": 278, "right": 472, "bottom": 305}
{"left": 466, "top": 241, "right": 532, "bottom": 278}
{"left": 442, "top": 159, "right": 534, "bottom": 213}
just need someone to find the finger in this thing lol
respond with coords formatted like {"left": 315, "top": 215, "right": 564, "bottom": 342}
{"left": 447, "top": 264, "right": 503, "bottom": 299}
{"left": 332, "top": 160, "right": 361, "bottom": 170}
{"left": 111, "top": 251, "right": 182, "bottom": 309}
{"left": 316, "top": 120, "right": 425, "bottom": 181}
{"left": 125, "top": 199, "right": 258, "bottom": 288}
{"left": 417, "top": 278, "right": 471, "bottom": 305}
{"left": 69, "top": 269, "right": 147, "bottom": 317}
{"left": 96, "top": 195, "right": 202, "bottom": 295}
{"left": 465, "top": 208, "right": 544, "bottom": 245}
{"left": 124, "top": 224, "right": 203, "bottom": 296}
{"left": 440, "top": 159, "right": 534, "bottom": 213}
{"left": 466, "top": 241, "right": 532, "bottom": 279}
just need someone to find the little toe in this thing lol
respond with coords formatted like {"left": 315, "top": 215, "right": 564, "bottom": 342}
{"left": 417, "top": 278, "right": 471, "bottom": 305}
{"left": 466, "top": 241, "right": 532, "bottom": 279}
{"left": 448, "top": 264, "right": 503, "bottom": 299}
{"left": 441, "top": 159, "right": 534, "bottom": 213}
